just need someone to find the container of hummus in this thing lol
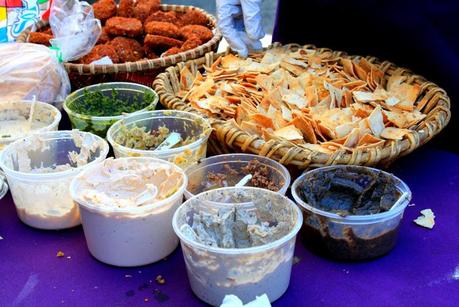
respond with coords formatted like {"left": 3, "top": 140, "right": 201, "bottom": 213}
{"left": 184, "top": 154, "right": 290, "bottom": 199}
{"left": 0, "top": 130, "right": 109, "bottom": 230}
{"left": 292, "top": 165, "right": 412, "bottom": 260}
{"left": 172, "top": 187, "right": 302, "bottom": 306}
{"left": 70, "top": 157, "right": 187, "bottom": 267}
{"left": 63, "top": 82, "right": 158, "bottom": 137}
{"left": 0, "top": 100, "right": 61, "bottom": 152}
{"left": 107, "top": 110, "right": 212, "bottom": 169}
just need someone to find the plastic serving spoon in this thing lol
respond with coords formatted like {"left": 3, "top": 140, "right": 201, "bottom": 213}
{"left": 389, "top": 191, "right": 410, "bottom": 211}
{"left": 155, "top": 132, "right": 182, "bottom": 151}
{"left": 27, "top": 96, "right": 37, "bottom": 131}
{"left": 235, "top": 174, "right": 253, "bottom": 187}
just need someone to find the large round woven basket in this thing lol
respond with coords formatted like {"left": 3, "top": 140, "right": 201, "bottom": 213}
{"left": 17, "top": 4, "right": 222, "bottom": 89}
{"left": 153, "top": 43, "right": 451, "bottom": 169}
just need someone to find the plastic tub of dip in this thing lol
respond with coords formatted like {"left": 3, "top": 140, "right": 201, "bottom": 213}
{"left": 0, "top": 130, "right": 109, "bottom": 230}
{"left": 172, "top": 187, "right": 303, "bottom": 306}
{"left": 184, "top": 154, "right": 290, "bottom": 199}
{"left": 63, "top": 82, "right": 158, "bottom": 137}
{"left": 292, "top": 165, "right": 411, "bottom": 260}
{"left": 0, "top": 100, "right": 61, "bottom": 152}
{"left": 70, "top": 157, "right": 187, "bottom": 267}
{"left": 107, "top": 110, "right": 211, "bottom": 169}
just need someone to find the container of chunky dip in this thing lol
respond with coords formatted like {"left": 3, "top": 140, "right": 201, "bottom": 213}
{"left": 0, "top": 130, "right": 109, "bottom": 229}
{"left": 0, "top": 100, "right": 61, "bottom": 152}
{"left": 172, "top": 187, "right": 302, "bottom": 306}
{"left": 63, "top": 82, "right": 158, "bottom": 137}
{"left": 292, "top": 165, "right": 412, "bottom": 260}
{"left": 184, "top": 154, "right": 291, "bottom": 199}
{"left": 70, "top": 157, "right": 187, "bottom": 267}
{"left": 107, "top": 110, "right": 212, "bottom": 169}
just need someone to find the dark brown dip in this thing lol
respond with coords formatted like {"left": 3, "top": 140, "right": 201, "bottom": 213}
{"left": 295, "top": 166, "right": 403, "bottom": 260}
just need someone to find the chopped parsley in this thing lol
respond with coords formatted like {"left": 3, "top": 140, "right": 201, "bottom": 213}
{"left": 69, "top": 88, "right": 156, "bottom": 116}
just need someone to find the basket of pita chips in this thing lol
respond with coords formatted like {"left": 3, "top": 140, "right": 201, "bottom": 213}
{"left": 17, "top": 1, "right": 222, "bottom": 89}
{"left": 153, "top": 43, "right": 450, "bottom": 168}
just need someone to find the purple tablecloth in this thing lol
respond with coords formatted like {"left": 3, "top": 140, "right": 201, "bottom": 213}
{"left": 1, "top": 147, "right": 458, "bottom": 306}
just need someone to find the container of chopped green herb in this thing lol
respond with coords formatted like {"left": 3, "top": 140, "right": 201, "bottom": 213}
{"left": 107, "top": 110, "right": 212, "bottom": 169}
{"left": 63, "top": 82, "right": 158, "bottom": 137}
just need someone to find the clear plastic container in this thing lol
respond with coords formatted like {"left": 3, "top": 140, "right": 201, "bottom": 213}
{"left": 70, "top": 157, "right": 187, "bottom": 267}
{"left": 0, "top": 100, "right": 61, "bottom": 152}
{"left": 172, "top": 187, "right": 303, "bottom": 306}
{"left": 63, "top": 82, "right": 158, "bottom": 137}
{"left": 107, "top": 110, "right": 211, "bottom": 169}
{"left": 0, "top": 130, "right": 109, "bottom": 230}
{"left": 291, "top": 165, "right": 412, "bottom": 260}
{"left": 184, "top": 154, "right": 291, "bottom": 199}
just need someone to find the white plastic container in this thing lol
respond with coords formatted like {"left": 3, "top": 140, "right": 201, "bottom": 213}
{"left": 0, "top": 100, "right": 61, "bottom": 152}
{"left": 184, "top": 153, "right": 291, "bottom": 199}
{"left": 107, "top": 110, "right": 211, "bottom": 169}
{"left": 70, "top": 157, "right": 187, "bottom": 267}
{"left": 172, "top": 187, "right": 302, "bottom": 306}
{"left": 0, "top": 130, "right": 109, "bottom": 230}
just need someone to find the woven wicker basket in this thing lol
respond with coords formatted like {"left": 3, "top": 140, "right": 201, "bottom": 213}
{"left": 153, "top": 43, "right": 451, "bottom": 169}
{"left": 17, "top": 4, "right": 222, "bottom": 89}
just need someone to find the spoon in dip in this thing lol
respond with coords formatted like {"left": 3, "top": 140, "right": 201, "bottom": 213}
{"left": 235, "top": 174, "right": 253, "bottom": 187}
{"left": 155, "top": 132, "right": 182, "bottom": 151}
{"left": 27, "top": 96, "right": 37, "bottom": 132}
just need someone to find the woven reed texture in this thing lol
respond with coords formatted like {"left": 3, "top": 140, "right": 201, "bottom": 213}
{"left": 17, "top": 4, "right": 222, "bottom": 88}
{"left": 153, "top": 43, "right": 451, "bottom": 169}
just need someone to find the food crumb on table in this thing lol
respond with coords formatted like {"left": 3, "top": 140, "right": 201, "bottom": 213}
{"left": 155, "top": 275, "right": 166, "bottom": 285}
{"left": 293, "top": 256, "right": 301, "bottom": 265}
{"left": 56, "top": 251, "right": 65, "bottom": 257}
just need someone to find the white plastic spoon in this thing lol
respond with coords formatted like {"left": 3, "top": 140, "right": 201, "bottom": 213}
{"left": 155, "top": 132, "right": 182, "bottom": 150}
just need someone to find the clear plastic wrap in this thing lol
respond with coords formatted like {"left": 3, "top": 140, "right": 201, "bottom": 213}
{"left": 49, "top": 0, "right": 102, "bottom": 61}
{"left": 0, "top": 43, "right": 71, "bottom": 107}
{"left": 0, "top": 0, "right": 101, "bottom": 107}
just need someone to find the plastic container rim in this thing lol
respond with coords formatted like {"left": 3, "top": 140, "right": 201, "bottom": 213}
{"left": 0, "top": 130, "right": 109, "bottom": 181}
{"left": 0, "top": 99, "right": 62, "bottom": 143}
{"left": 184, "top": 153, "right": 291, "bottom": 198}
{"left": 106, "top": 110, "right": 212, "bottom": 156}
{"left": 172, "top": 186, "right": 303, "bottom": 255}
{"left": 291, "top": 165, "right": 412, "bottom": 223}
{"left": 63, "top": 82, "right": 159, "bottom": 122}
{"left": 70, "top": 156, "right": 188, "bottom": 215}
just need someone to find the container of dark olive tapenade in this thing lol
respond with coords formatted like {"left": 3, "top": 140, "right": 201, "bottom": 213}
{"left": 292, "top": 165, "right": 411, "bottom": 260}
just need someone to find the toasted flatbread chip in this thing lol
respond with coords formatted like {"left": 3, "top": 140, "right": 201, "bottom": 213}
{"left": 273, "top": 125, "right": 304, "bottom": 141}
{"left": 380, "top": 127, "right": 411, "bottom": 140}
{"left": 413, "top": 209, "right": 435, "bottom": 229}
{"left": 367, "top": 106, "right": 385, "bottom": 137}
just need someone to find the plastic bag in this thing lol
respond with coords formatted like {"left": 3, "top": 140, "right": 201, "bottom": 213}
{"left": 0, "top": 0, "right": 101, "bottom": 107}
{"left": 0, "top": 43, "right": 70, "bottom": 107}
{"left": 49, "top": 0, "right": 102, "bottom": 61}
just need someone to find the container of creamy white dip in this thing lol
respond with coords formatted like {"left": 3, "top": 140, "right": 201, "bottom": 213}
{"left": 172, "top": 187, "right": 303, "bottom": 306}
{"left": 0, "top": 100, "right": 61, "bottom": 152}
{"left": 0, "top": 130, "right": 109, "bottom": 230}
{"left": 69, "top": 157, "right": 187, "bottom": 267}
